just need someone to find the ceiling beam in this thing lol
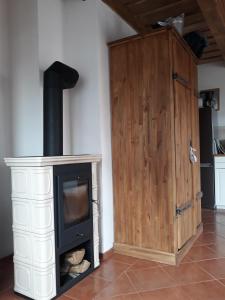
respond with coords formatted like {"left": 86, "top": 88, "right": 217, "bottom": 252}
{"left": 183, "top": 21, "right": 208, "bottom": 34}
{"left": 102, "top": 0, "right": 145, "bottom": 33}
{"left": 197, "top": 0, "right": 225, "bottom": 61}
{"left": 199, "top": 56, "right": 224, "bottom": 64}
{"left": 138, "top": 0, "right": 199, "bottom": 24}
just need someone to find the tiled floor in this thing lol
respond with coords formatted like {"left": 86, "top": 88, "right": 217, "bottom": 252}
{"left": 2, "top": 209, "right": 225, "bottom": 299}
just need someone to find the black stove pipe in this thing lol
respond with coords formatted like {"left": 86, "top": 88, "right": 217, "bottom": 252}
{"left": 43, "top": 61, "right": 79, "bottom": 156}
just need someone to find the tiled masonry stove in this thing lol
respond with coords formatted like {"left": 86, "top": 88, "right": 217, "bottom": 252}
{"left": 5, "top": 62, "right": 101, "bottom": 300}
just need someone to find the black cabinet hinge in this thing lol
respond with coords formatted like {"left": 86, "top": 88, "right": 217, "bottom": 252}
{"left": 176, "top": 201, "right": 192, "bottom": 216}
{"left": 172, "top": 72, "right": 189, "bottom": 87}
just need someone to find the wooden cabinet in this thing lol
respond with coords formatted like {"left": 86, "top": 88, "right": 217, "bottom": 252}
{"left": 109, "top": 29, "right": 202, "bottom": 265}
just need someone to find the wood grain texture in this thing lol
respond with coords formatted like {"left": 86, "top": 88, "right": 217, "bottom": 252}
{"left": 102, "top": 0, "right": 145, "bottom": 33}
{"left": 197, "top": 0, "right": 225, "bottom": 61}
{"left": 190, "top": 60, "right": 202, "bottom": 230}
{"left": 114, "top": 223, "right": 203, "bottom": 266}
{"left": 103, "top": 0, "right": 222, "bottom": 64}
{"left": 173, "top": 79, "right": 193, "bottom": 249}
{"left": 172, "top": 34, "right": 200, "bottom": 250}
{"left": 110, "top": 31, "right": 176, "bottom": 254}
{"left": 172, "top": 36, "right": 191, "bottom": 84}
{"left": 110, "top": 29, "right": 201, "bottom": 262}
{"left": 114, "top": 243, "right": 176, "bottom": 265}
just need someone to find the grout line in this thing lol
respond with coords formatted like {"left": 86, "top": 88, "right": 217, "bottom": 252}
{"left": 96, "top": 290, "right": 142, "bottom": 300}
{"left": 160, "top": 262, "right": 221, "bottom": 289}
{"left": 63, "top": 294, "right": 79, "bottom": 300}
{"left": 90, "top": 273, "right": 112, "bottom": 282}
{"left": 109, "top": 258, "right": 137, "bottom": 267}
{"left": 196, "top": 261, "right": 220, "bottom": 282}
{"left": 132, "top": 279, "right": 217, "bottom": 295}
{"left": 216, "top": 278, "right": 225, "bottom": 288}
{"left": 90, "top": 261, "right": 131, "bottom": 283}
{"left": 124, "top": 269, "right": 139, "bottom": 293}
{"left": 94, "top": 270, "right": 140, "bottom": 300}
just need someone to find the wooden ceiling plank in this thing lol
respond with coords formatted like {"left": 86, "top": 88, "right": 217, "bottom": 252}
{"left": 184, "top": 12, "right": 204, "bottom": 26}
{"left": 137, "top": 0, "right": 199, "bottom": 23}
{"left": 202, "top": 50, "right": 222, "bottom": 59}
{"left": 102, "top": 0, "right": 144, "bottom": 33}
{"left": 204, "top": 44, "right": 220, "bottom": 52}
{"left": 126, "top": 0, "right": 178, "bottom": 15}
{"left": 197, "top": 0, "right": 225, "bottom": 61}
{"left": 183, "top": 21, "right": 208, "bottom": 34}
{"left": 199, "top": 56, "right": 224, "bottom": 64}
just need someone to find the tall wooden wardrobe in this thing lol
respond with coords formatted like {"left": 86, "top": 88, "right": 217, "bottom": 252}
{"left": 109, "top": 28, "right": 202, "bottom": 265}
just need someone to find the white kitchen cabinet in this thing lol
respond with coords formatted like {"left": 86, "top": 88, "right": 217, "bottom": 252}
{"left": 215, "top": 156, "right": 225, "bottom": 209}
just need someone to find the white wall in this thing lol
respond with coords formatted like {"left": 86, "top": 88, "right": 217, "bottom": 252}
{"left": 63, "top": 0, "right": 101, "bottom": 155}
{"left": 198, "top": 62, "right": 225, "bottom": 138}
{"left": 63, "top": 0, "right": 136, "bottom": 252}
{"left": 96, "top": 1, "right": 135, "bottom": 252}
{"left": 0, "top": 0, "right": 13, "bottom": 258}
{"left": 0, "top": 0, "right": 135, "bottom": 257}
{"left": 10, "top": 0, "right": 41, "bottom": 156}
{"left": 37, "top": 0, "right": 72, "bottom": 155}
{"left": 10, "top": 0, "right": 72, "bottom": 156}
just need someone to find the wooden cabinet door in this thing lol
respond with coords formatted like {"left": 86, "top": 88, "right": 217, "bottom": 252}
{"left": 172, "top": 37, "right": 190, "bottom": 84}
{"left": 174, "top": 80, "right": 193, "bottom": 249}
{"left": 190, "top": 61, "right": 202, "bottom": 230}
{"left": 110, "top": 32, "right": 176, "bottom": 253}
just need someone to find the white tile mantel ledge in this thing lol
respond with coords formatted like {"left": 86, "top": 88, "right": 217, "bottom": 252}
{"left": 4, "top": 154, "right": 102, "bottom": 167}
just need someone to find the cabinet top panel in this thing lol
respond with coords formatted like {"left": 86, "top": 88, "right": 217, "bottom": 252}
{"left": 108, "top": 27, "right": 197, "bottom": 63}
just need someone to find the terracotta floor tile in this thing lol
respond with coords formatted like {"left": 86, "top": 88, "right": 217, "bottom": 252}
{"left": 126, "top": 267, "right": 176, "bottom": 292}
{"left": 65, "top": 276, "right": 109, "bottom": 300}
{"left": 181, "top": 280, "right": 225, "bottom": 300}
{"left": 219, "top": 278, "right": 225, "bottom": 286}
{"left": 207, "top": 240, "right": 225, "bottom": 257}
{"left": 198, "top": 258, "right": 225, "bottom": 279}
{"left": 180, "top": 256, "right": 193, "bottom": 263}
{"left": 186, "top": 245, "right": 219, "bottom": 261}
{"left": 194, "top": 232, "right": 225, "bottom": 246}
{"left": 202, "top": 223, "right": 225, "bottom": 240}
{"left": 202, "top": 208, "right": 214, "bottom": 213}
{"left": 0, "top": 256, "right": 13, "bottom": 269}
{"left": 0, "top": 289, "right": 23, "bottom": 300}
{"left": 111, "top": 293, "right": 141, "bottom": 300}
{"left": 94, "top": 293, "right": 142, "bottom": 300}
{"left": 203, "top": 223, "right": 217, "bottom": 233}
{"left": 58, "top": 295, "right": 76, "bottom": 300}
{"left": 202, "top": 215, "right": 217, "bottom": 224}
{"left": 0, "top": 262, "right": 14, "bottom": 293}
{"left": 92, "top": 260, "right": 130, "bottom": 282}
{"left": 139, "top": 286, "right": 192, "bottom": 300}
{"left": 94, "top": 273, "right": 136, "bottom": 299}
{"left": 215, "top": 213, "right": 225, "bottom": 226}
{"left": 216, "top": 229, "right": 225, "bottom": 239}
{"left": 110, "top": 254, "right": 138, "bottom": 265}
{"left": 162, "top": 262, "right": 214, "bottom": 285}
{"left": 3, "top": 209, "right": 225, "bottom": 300}
{"left": 128, "top": 258, "right": 159, "bottom": 271}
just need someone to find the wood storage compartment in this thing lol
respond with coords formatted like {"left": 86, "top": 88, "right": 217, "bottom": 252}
{"left": 109, "top": 28, "right": 202, "bottom": 265}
